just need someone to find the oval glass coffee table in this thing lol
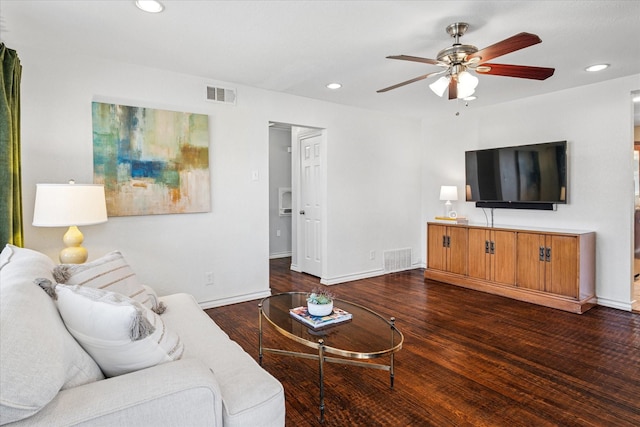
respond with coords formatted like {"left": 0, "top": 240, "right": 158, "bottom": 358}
{"left": 258, "top": 292, "right": 403, "bottom": 422}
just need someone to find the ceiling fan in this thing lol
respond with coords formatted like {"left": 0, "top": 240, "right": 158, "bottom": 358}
{"left": 377, "top": 22, "right": 555, "bottom": 100}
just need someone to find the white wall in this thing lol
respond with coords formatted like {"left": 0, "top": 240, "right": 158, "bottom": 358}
{"left": 15, "top": 43, "right": 637, "bottom": 310}
{"left": 16, "top": 44, "right": 423, "bottom": 307}
{"left": 324, "top": 120, "right": 424, "bottom": 283}
{"left": 422, "top": 74, "right": 640, "bottom": 310}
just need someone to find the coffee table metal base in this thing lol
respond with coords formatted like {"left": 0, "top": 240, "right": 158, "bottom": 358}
{"left": 258, "top": 302, "right": 398, "bottom": 423}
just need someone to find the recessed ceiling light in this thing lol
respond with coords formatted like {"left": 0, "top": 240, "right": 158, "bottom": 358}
{"left": 585, "top": 64, "right": 609, "bottom": 72}
{"left": 135, "top": 0, "right": 164, "bottom": 13}
{"left": 463, "top": 96, "right": 477, "bottom": 101}
{"left": 326, "top": 83, "right": 342, "bottom": 90}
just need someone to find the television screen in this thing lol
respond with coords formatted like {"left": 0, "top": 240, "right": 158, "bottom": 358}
{"left": 465, "top": 141, "right": 567, "bottom": 204}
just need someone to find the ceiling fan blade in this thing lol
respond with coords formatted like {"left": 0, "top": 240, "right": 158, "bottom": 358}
{"left": 377, "top": 72, "right": 439, "bottom": 93}
{"left": 448, "top": 77, "right": 457, "bottom": 100}
{"left": 387, "top": 55, "right": 444, "bottom": 66}
{"left": 476, "top": 63, "right": 555, "bottom": 80}
{"left": 468, "top": 32, "right": 542, "bottom": 63}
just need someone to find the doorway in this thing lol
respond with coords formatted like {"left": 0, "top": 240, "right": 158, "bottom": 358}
{"left": 632, "top": 91, "right": 640, "bottom": 312}
{"left": 268, "top": 124, "right": 293, "bottom": 260}
{"left": 268, "top": 123, "right": 326, "bottom": 279}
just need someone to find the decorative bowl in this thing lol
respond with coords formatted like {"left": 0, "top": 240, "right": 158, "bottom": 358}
{"left": 307, "top": 301, "right": 333, "bottom": 317}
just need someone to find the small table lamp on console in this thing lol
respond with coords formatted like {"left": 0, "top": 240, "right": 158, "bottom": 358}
{"left": 439, "top": 185, "right": 458, "bottom": 218}
{"left": 33, "top": 181, "right": 108, "bottom": 264}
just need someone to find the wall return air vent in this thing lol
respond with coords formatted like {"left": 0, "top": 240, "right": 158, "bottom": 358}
{"left": 383, "top": 248, "right": 412, "bottom": 273}
{"left": 206, "top": 85, "right": 237, "bottom": 105}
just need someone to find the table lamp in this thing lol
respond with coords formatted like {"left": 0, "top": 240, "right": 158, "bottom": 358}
{"left": 439, "top": 185, "right": 458, "bottom": 217}
{"left": 33, "top": 181, "right": 108, "bottom": 264}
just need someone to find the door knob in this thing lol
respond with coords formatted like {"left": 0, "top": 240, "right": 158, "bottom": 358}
{"left": 299, "top": 210, "right": 305, "bottom": 215}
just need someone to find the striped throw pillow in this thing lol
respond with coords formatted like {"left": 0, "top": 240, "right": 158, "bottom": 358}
{"left": 53, "top": 251, "right": 166, "bottom": 314}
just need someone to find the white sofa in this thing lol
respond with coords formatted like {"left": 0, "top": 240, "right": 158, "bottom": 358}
{"left": 0, "top": 244, "right": 285, "bottom": 426}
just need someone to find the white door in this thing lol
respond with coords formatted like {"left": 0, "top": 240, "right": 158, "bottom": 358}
{"left": 299, "top": 134, "right": 322, "bottom": 277}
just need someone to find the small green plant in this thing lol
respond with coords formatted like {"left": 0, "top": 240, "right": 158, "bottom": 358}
{"left": 307, "top": 287, "right": 335, "bottom": 305}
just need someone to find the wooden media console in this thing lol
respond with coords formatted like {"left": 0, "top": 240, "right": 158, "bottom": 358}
{"left": 425, "top": 222, "right": 596, "bottom": 314}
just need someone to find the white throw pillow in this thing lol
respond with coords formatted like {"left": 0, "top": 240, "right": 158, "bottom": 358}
{"left": 53, "top": 250, "right": 166, "bottom": 314}
{"left": 0, "top": 245, "right": 104, "bottom": 425}
{"left": 51, "top": 283, "right": 184, "bottom": 377}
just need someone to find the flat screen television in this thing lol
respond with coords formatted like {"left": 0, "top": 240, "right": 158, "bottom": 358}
{"left": 465, "top": 141, "right": 567, "bottom": 209}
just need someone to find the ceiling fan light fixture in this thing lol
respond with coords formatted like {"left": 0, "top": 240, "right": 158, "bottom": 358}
{"left": 456, "top": 71, "right": 479, "bottom": 99}
{"left": 429, "top": 76, "right": 450, "bottom": 97}
{"left": 135, "top": 0, "right": 164, "bottom": 13}
{"left": 457, "top": 71, "right": 479, "bottom": 89}
{"left": 456, "top": 84, "right": 475, "bottom": 99}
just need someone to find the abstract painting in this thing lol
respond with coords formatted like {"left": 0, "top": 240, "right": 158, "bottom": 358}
{"left": 92, "top": 102, "right": 211, "bottom": 216}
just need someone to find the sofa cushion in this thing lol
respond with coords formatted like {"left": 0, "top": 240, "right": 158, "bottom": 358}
{"left": 159, "top": 293, "right": 285, "bottom": 427}
{"left": 53, "top": 250, "right": 166, "bottom": 314}
{"left": 51, "top": 283, "right": 184, "bottom": 377}
{"left": 0, "top": 245, "right": 104, "bottom": 425}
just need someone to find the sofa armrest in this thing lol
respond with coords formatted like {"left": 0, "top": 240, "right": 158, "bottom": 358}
{"left": 9, "top": 359, "right": 223, "bottom": 427}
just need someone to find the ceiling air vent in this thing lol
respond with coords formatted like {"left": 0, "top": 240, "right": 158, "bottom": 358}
{"left": 206, "top": 85, "right": 236, "bottom": 105}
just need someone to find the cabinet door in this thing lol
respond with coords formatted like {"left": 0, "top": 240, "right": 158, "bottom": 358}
{"left": 516, "top": 232, "right": 545, "bottom": 291}
{"left": 448, "top": 227, "right": 468, "bottom": 275}
{"left": 546, "top": 235, "right": 578, "bottom": 297}
{"left": 491, "top": 230, "right": 516, "bottom": 285}
{"left": 468, "top": 229, "right": 489, "bottom": 280}
{"left": 427, "top": 224, "right": 447, "bottom": 271}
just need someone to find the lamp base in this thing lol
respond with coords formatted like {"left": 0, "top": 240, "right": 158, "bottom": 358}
{"left": 444, "top": 200, "right": 453, "bottom": 217}
{"left": 60, "top": 226, "right": 88, "bottom": 264}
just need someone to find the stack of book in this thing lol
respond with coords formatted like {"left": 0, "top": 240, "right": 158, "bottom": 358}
{"left": 289, "top": 306, "right": 352, "bottom": 329}
{"left": 434, "top": 216, "right": 468, "bottom": 224}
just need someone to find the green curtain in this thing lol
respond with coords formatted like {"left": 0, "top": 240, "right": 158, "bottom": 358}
{"left": 0, "top": 43, "right": 23, "bottom": 247}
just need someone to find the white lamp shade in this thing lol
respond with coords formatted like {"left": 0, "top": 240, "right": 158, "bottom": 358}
{"left": 33, "top": 184, "right": 108, "bottom": 227}
{"left": 439, "top": 185, "right": 458, "bottom": 201}
{"left": 457, "top": 71, "right": 479, "bottom": 89}
{"left": 456, "top": 71, "right": 479, "bottom": 99}
{"left": 429, "top": 76, "right": 450, "bottom": 97}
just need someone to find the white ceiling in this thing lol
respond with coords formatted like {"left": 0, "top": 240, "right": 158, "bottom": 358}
{"left": 1, "top": 0, "right": 639, "bottom": 120}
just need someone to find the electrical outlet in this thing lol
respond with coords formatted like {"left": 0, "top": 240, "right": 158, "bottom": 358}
{"left": 276, "top": 229, "right": 281, "bottom": 237}
{"left": 369, "top": 250, "right": 375, "bottom": 260}
{"left": 205, "top": 271, "right": 214, "bottom": 285}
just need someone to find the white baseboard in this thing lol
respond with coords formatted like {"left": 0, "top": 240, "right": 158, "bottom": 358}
{"left": 269, "top": 251, "right": 292, "bottom": 259}
{"left": 596, "top": 297, "right": 633, "bottom": 312}
{"left": 320, "top": 262, "right": 423, "bottom": 285}
{"left": 198, "top": 290, "right": 271, "bottom": 310}
{"left": 321, "top": 268, "right": 386, "bottom": 285}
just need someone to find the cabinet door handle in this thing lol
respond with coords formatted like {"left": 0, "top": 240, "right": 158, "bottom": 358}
{"left": 545, "top": 247, "right": 552, "bottom": 262}
{"left": 485, "top": 240, "right": 489, "bottom": 254}
{"left": 446, "top": 236, "right": 451, "bottom": 248}
{"left": 539, "top": 246, "right": 545, "bottom": 261}
{"left": 490, "top": 241, "right": 495, "bottom": 254}
{"left": 442, "top": 235, "right": 447, "bottom": 248}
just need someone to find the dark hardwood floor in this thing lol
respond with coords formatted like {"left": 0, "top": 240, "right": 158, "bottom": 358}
{"left": 206, "top": 258, "right": 640, "bottom": 426}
